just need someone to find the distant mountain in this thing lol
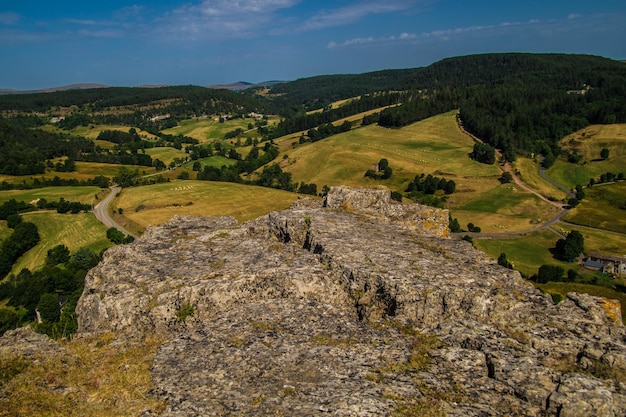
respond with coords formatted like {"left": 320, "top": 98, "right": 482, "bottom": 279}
{"left": 206, "top": 80, "right": 285, "bottom": 91}
{"left": 0, "top": 83, "right": 109, "bottom": 95}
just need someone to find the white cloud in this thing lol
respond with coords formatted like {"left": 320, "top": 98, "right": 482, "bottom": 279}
{"left": 161, "top": 0, "right": 301, "bottom": 40}
{"left": 301, "top": 0, "right": 425, "bottom": 31}
{"left": 328, "top": 19, "right": 541, "bottom": 48}
{"left": 0, "top": 11, "right": 20, "bottom": 25}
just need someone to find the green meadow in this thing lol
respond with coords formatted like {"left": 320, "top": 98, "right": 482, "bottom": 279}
{"left": 114, "top": 180, "right": 300, "bottom": 232}
{"left": 275, "top": 111, "right": 558, "bottom": 233}
{"left": 0, "top": 221, "right": 12, "bottom": 242}
{"left": 0, "top": 162, "right": 157, "bottom": 185}
{"left": 557, "top": 223, "right": 626, "bottom": 258}
{"left": 161, "top": 116, "right": 280, "bottom": 143}
{"left": 513, "top": 157, "right": 569, "bottom": 201}
{"left": 279, "top": 111, "right": 498, "bottom": 187}
{"left": 144, "top": 147, "right": 189, "bottom": 166}
{"left": 182, "top": 155, "right": 236, "bottom": 170}
{"left": 0, "top": 186, "right": 101, "bottom": 205}
{"left": 43, "top": 123, "right": 160, "bottom": 141}
{"left": 563, "top": 182, "right": 626, "bottom": 234}
{"left": 547, "top": 123, "right": 626, "bottom": 189}
{"left": 473, "top": 230, "right": 569, "bottom": 277}
{"left": 0, "top": 186, "right": 109, "bottom": 275}
{"left": 11, "top": 211, "right": 111, "bottom": 274}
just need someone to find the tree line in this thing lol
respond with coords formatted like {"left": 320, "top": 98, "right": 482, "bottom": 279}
{"left": 0, "top": 245, "right": 100, "bottom": 338}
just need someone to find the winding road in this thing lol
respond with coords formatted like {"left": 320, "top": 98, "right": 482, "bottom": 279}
{"left": 454, "top": 113, "right": 574, "bottom": 239}
{"left": 93, "top": 185, "right": 137, "bottom": 239}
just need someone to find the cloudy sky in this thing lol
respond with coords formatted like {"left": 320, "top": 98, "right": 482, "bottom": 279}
{"left": 1, "top": 0, "right": 624, "bottom": 90}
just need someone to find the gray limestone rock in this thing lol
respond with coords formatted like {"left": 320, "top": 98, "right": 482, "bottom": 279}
{"left": 72, "top": 186, "right": 625, "bottom": 416}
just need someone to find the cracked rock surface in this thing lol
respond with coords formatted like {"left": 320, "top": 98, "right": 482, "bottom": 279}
{"left": 74, "top": 186, "right": 626, "bottom": 416}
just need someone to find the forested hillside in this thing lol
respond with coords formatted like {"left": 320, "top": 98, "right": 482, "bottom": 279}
{"left": 1, "top": 53, "right": 625, "bottom": 164}
{"left": 264, "top": 53, "right": 626, "bottom": 162}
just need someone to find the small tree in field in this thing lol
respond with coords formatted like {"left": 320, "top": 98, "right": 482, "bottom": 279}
{"left": 555, "top": 230, "right": 584, "bottom": 261}
{"left": 498, "top": 253, "right": 513, "bottom": 269}
{"left": 600, "top": 148, "right": 610, "bottom": 160}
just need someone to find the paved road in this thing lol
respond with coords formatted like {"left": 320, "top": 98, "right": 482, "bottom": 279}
{"left": 93, "top": 185, "right": 137, "bottom": 238}
{"left": 538, "top": 156, "right": 575, "bottom": 198}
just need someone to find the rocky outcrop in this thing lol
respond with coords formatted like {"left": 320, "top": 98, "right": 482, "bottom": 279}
{"left": 75, "top": 186, "right": 626, "bottom": 416}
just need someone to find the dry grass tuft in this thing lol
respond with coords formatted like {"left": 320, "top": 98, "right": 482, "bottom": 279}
{"left": 0, "top": 332, "right": 166, "bottom": 417}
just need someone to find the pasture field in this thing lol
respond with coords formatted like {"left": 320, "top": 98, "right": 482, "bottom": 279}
{"left": 0, "top": 162, "right": 157, "bottom": 185}
{"left": 473, "top": 230, "right": 569, "bottom": 277}
{"left": 306, "top": 97, "right": 361, "bottom": 114}
{"left": 451, "top": 182, "right": 561, "bottom": 233}
{"left": 12, "top": 211, "right": 111, "bottom": 274}
{"left": 474, "top": 221, "right": 626, "bottom": 278}
{"left": 70, "top": 161, "right": 155, "bottom": 178}
{"left": 44, "top": 124, "right": 159, "bottom": 141}
{"left": 279, "top": 111, "right": 498, "bottom": 188}
{"left": 276, "top": 111, "right": 558, "bottom": 233}
{"left": 161, "top": 116, "right": 280, "bottom": 143}
{"left": 272, "top": 105, "right": 398, "bottom": 154}
{"left": 0, "top": 186, "right": 101, "bottom": 205}
{"left": 563, "top": 182, "right": 626, "bottom": 234}
{"left": 548, "top": 123, "right": 626, "bottom": 189}
{"left": 144, "top": 147, "right": 189, "bottom": 166}
{"left": 513, "top": 157, "right": 569, "bottom": 201}
{"left": 182, "top": 156, "right": 236, "bottom": 170}
{"left": 557, "top": 223, "right": 626, "bottom": 258}
{"left": 114, "top": 180, "right": 300, "bottom": 231}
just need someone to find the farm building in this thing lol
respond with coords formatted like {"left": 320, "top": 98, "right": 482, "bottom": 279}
{"left": 585, "top": 252, "right": 626, "bottom": 276}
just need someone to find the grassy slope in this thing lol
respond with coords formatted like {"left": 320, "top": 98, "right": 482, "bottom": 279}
{"left": 0, "top": 221, "right": 11, "bottom": 242}
{"left": 279, "top": 110, "right": 498, "bottom": 187}
{"left": 114, "top": 180, "right": 300, "bottom": 231}
{"left": 0, "top": 187, "right": 109, "bottom": 276}
{"left": 144, "top": 147, "right": 189, "bottom": 166}
{"left": 513, "top": 157, "right": 569, "bottom": 201}
{"left": 548, "top": 123, "right": 626, "bottom": 189}
{"left": 473, "top": 123, "right": 626, "bottom": 279}
{"left": 43, "top": 124, "right": 160, "bottom": 141}
{"left": 558, "top": 222, "right": 626, "bottom": 258}
{"left": 563, "top": 182, "right": 626, "bottom": 234}
{"left": 277, "top": 110, "right": 559, "bottom": 233}
{"left": 0, "top": 186, "right": 101, "bottom": 205}
{"left": 161, "top": 116, "right": 280, "bottom": 143}
{"left": 0, "top": 162, "right": 157, "bottom": 185}
{"left": 473, "top": 230, "right": 567, "bottom": 277}
{"left": 12, "top": 211, "right": 111, "bottom": 274}
{"left": 182, "top": 155, "right": 236, "bottom": 170}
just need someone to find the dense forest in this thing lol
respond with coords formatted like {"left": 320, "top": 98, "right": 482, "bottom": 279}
{"left": 263, "top": 53, "right": 626, "bottom": 161}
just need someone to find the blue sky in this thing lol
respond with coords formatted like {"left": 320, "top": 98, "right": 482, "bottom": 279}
{"left": 1, "top": 0, "right": 625, "bottom": 90}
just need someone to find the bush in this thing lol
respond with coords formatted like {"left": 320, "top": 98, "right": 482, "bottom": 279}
{"left": 536, "top": 264, "right": 565, "bottom": 283}
{"left": 0, "top": 308, "right": 19, "bottom": 335}
{"left": 37, "top": 293, "right": 60, "bottom": 323}
{"left": 498, "top": 253, "right": 513, "bottom": 269}
{"left": 390, "top": 191, "right": 403, "bottom": 202}
{"left": 449, "top": 216, "right": 461, "bottom": 233}
{"left": 6, "top": 214, "right": 22, "bottom": 229}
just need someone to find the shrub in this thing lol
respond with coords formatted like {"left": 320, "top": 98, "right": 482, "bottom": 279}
{"left": 175, "top": 304, "right": 194, "bottom": 322}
